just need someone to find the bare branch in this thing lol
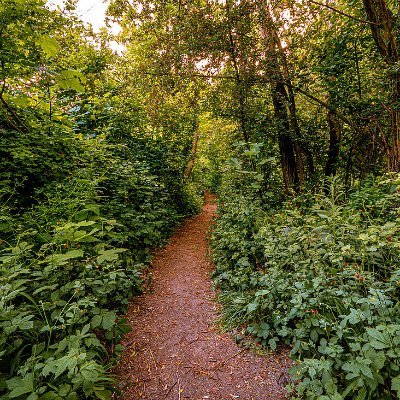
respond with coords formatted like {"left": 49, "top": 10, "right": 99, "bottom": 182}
{"left": 308, "top": 0, "right": 381, "bottom": 26}
{"left": 143, "top": 71, "right": 235, "bottom": 80}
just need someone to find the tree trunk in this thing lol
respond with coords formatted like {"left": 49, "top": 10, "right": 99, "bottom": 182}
{"left": 184, "top": 125, "right": 199, "bottom": 179}
{"left": 272, "top": 85, "right": 299, "bottom": 193}
{"left": 259, "top": 2, "right": 301, "bottom": 192}
{"left": 268, "top": 14, "right": 306, "bottom": 184}
{"left": 362, "top": 0, "right": 400, "bottom": 171}
{"left": 388, "top": 72, "right": 400, "bottom": 172}
{"left": 325, "top": 104, "right": 341, "bottom": 176}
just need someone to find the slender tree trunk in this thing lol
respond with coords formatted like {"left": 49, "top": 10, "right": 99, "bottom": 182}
{"left": 325, "top": 105, "right": 341, "bottom": 176}
{"left": 389, "top": 72, "right": 400, "bottom": 171}
{"left": 259, "top": 2, "right": 302, "bottom": 192}
{"left": 184, "top": 123, "right": 199, "bottom": 180}
{"left": 354, "top": 39, "right": 362, "bottom": 100}
{"left": 362, "top": 0, "right": 400, "bottom": 171}
{"left": 269, "top": 72, "right": 299, "bottom": 193}
{"left": 268, "top": 14, "right": 307, "bottom": 184}
{"left": 286, "top": 80, "right": 305, "bottom": 185}
{"left": 272, "top": 81, "right": 299, "bottom": 193}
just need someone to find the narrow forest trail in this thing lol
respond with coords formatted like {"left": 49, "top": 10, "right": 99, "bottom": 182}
{"left": 114, "top": 194, "right": 290, "bottom": 400}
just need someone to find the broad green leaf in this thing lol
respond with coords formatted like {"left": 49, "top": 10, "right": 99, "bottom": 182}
{"left": 97, "top": 248, "right": 127, "bottom": 264}
{"left": 48, "top": 249, "right": 84, "bottom": 266}
{"left": 91, "top": 315, "right": 102, "bottom": 328}
{"left": 94, "top": 389, "right": 112, "bottom": 400}
{"left": 7, "top": 374, "right": 34, "bottom": 398}
{"left": 246, "top": 302, "right": 258, "bottom": 313}
{"left": 102, "top": 311, "right": 116, "bottom": 330}
{"left": 55, "top": 70, "right": 86, "bottom": 92}
{"left": 392, "top": 376, "right": 400, "bottom": 396}
{"left": 37, "top": 35, "right": 61, "bottom": 58}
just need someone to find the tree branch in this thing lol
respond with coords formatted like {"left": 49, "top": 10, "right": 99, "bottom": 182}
{"left": 308, "top": 0, "right": 381, "bottom": 26}
{"left": 142, "top": 69, "right": 362, "bottom": 136}
{"left": 143, "top": 71, "right": 235, "bottom": 80}
{"left": 0, "top": 60, "right": 28, "bottom": 132}
{"left": 293, "top": 85, "right": 358, "bottom": 131}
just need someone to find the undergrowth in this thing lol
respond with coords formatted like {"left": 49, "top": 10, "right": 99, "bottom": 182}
{"left": 0, "top": 137, "right": 201, "bottom": 400}
{"left": 211, "top": 175, "right": 400, "bottom": 399}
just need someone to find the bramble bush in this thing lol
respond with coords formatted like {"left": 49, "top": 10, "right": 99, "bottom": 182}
{"left": 211, "top": 175, "right": 400, "bottom": 399}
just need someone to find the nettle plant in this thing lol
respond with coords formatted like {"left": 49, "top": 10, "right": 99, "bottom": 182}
{"left": 212, "top": 176, "right": 400, "bottom": 399}
{"left": 0, "top": 212, "right": 140, "bottom": 400}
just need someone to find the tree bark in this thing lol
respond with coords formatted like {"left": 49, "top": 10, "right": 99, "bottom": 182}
{"left": 362, "top": 0, "right": 400, "bottom": 171}
{"left": 272, "top": 81, "right": 299, "bottom": 193}
{"left": 325, "top": 104, "right": 341, "bottom": 176}
{"left": 268, "top": 10, "right": 307, "bottom": 183}
{"left": 259, "top": 2, "right": 299, "bottom": 193}
{"left": 184, "top": 124, "right": 199, "bottom": 179}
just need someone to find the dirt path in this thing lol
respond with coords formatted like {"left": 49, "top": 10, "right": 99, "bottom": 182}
{"left": 114, "top": 195, "right": 290, "bottom": 400}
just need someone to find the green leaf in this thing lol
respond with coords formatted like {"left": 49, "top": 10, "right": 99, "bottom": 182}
{"left": 48, "top": 249, "right": 84, "bottom": 266}
{"left": 246, "top": 302, "right": 258, "bottom": 313}
{"left": 36, "top": 35, "right": 61, "bottom": 58}
{"left": 81, "top": 362, "right": 101, "bottom": 382}
{"left": 371, "top": 352, "right": 386, "bottom": 370}
{"left": 7, "top": 374, "right": 34, "bottom": 398}
{"left": 81, "top": 324, "right": 91, "bottom": 335}
{"left": 97, "top": 248, "right": 127, "bottom": 264}
{"left": 94, "top": 389, "right": 112, "bottom": 400}
{"left": 58, "top": 384, "right": 71, "bottom": 396}
{"left": 342, "top": 380, "right": 358, "bottom": 398}
{"left": 91, "top": 315, "right": 102, "bottom": 328}
{"left": 392, "top": 376, "right": 400, "bottom": 396}
{"left": 55, "top": 70, "right": 86, "bottom": 92}
{"left": 366, "top": 327, "right": 390, "bottom": 349}
{"left": 354, "top": 386, "right": 367, "bottom": 400}
{"left": 11, "top": 313, "right": 34, "bottom": 331}
{"left": 268, "top": 338, "right": 277, "bottom": 350}
{"left": 102, "top": 311, "right": 116, "bottom": 330}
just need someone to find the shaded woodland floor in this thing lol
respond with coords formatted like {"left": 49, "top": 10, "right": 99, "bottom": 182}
{"left": 114, "top": 194, "right": 291, "bottom": 399}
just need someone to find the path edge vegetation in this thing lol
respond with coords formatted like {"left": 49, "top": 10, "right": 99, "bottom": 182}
{"left": 0, "top": 1, "right": 202, "bottom": 399}
{"left": 2, "top": 0, "right": 400, "bottom": 399}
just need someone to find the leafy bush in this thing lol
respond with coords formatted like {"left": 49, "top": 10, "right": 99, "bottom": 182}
{"left": 0, "top": 214, "right": 136, "bottom": 399}
{"left": 0, "top": 2, "right": 202, "bottom": 398}
{"left": 211, "top": 175, "right": 400, "bottom": 399}
{"left": 0, "top": 132, "right": 200, "bottom": 399}
{"left": 216, "top": 142, "right": 285, "bottom": 209}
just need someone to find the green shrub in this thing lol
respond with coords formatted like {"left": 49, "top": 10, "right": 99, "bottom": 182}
{"left": 0, "top": 215, "right": 137, "bottom": 399}
{"left": 0, "top": 134, "right": 201, "bottom": 399}
{"left": 211, "top": 175, "right": 400, "bottom": 399}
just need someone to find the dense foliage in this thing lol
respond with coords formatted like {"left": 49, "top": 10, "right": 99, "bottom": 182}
{"left": 0, "top": 1, "right": 201, "bottom": 398}
{"left": 3, "top": 0, "right": 400, "bottom": 398}
{"left": 212, "top": 175, "right": 400, "bottom": 399}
